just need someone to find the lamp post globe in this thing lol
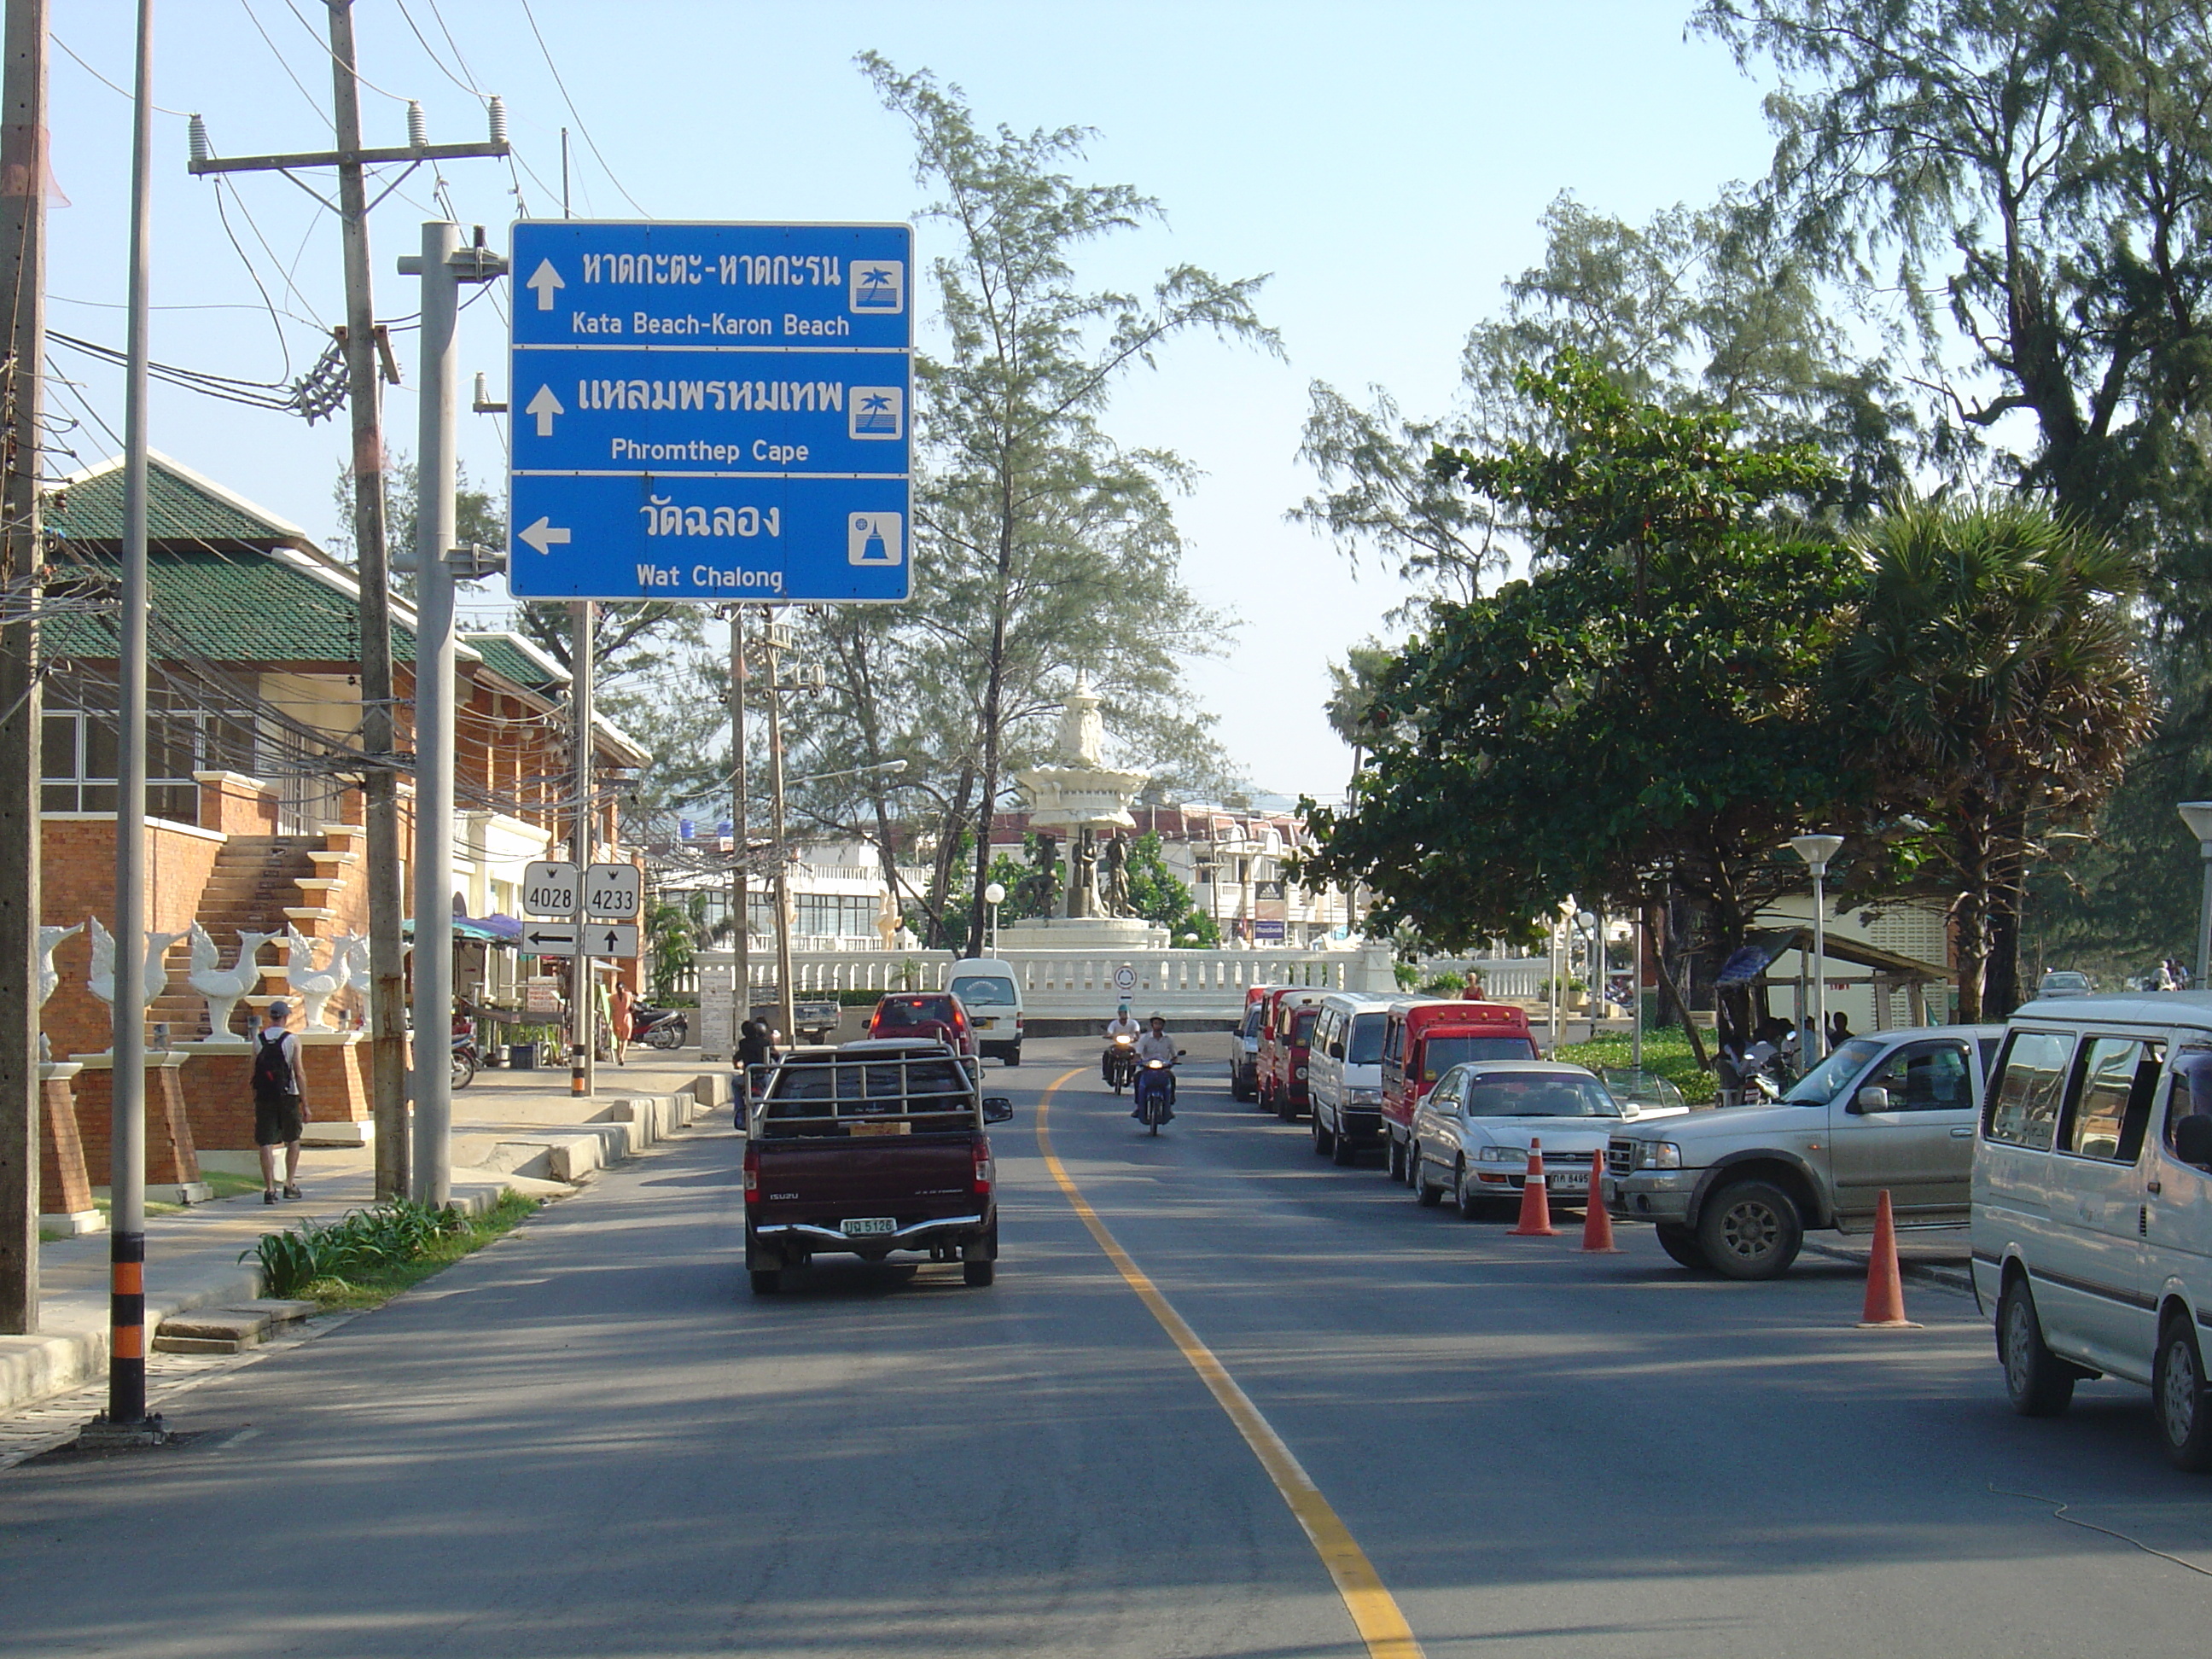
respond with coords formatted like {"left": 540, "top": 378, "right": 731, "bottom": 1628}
{"left": 983, "top": 882, "right": 1006, "bottom": 954}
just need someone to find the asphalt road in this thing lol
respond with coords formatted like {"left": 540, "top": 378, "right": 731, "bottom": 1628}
{"left": 3, "top": 1035, "right": 2209, "bottom": 1658}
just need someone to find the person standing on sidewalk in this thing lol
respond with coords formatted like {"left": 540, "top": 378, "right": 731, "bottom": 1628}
{"left": 612, "top": 980, "right": 634, "bottom": 1067}
{"left": 252, "top": 1000, "right": 310, "bottom": 1204}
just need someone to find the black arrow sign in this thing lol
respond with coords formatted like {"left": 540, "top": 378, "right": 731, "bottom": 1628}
{"left": 527, "top": 929, "right": 574, "bottom": 946}
{"left": 602, "top": 929, "right": 620, "bottom": 951}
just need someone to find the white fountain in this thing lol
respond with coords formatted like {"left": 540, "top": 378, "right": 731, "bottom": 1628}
{"left": 1000, "top": 672, "right": 1167, "bottom": 950}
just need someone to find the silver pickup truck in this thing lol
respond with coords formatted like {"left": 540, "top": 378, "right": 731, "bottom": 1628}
{"left": 1601, "top": 1023, "right": 2005, "bottom": 1278}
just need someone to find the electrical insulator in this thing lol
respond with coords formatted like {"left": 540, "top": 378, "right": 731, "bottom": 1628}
{"left": 187, "top": 114, "right": 211, "bottom": 165}
{"left": 487, "top": 96, "right": 508, "bottom": 145}
{"left": 406, "top": 101, "right": 428, "bottom": 149}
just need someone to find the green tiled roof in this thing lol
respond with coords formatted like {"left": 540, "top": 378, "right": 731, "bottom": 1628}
{"left": 461, "top": 632, "right": 565, "bottom": 691}
{"left": 47, "top": 455, "right": 306, "bottom": 547}
{"left": 41, "top": 548, "right": 420, "bottom": 665}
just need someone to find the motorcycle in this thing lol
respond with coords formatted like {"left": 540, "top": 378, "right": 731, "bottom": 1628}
{"left": 631, "top": 1005, "right": 688, "bottom": 1051}
{"left": 1133, "top": 1051, "right": 1184, "bottom": 1134}
{"left": 451, "top": 1027, "right": 479, "bottom": 1090}
{"left": 1103, "top": 1032, "right": 1138, "bottom": 1093}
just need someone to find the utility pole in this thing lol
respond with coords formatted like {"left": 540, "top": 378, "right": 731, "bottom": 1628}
{"left": 765, "top": 614, "right": 794, "bottom": 1046}
{"left": 725, "top": 605, "right": 749, "bottom": 1047}
{"left": 569, "top": 601, "right": 594, "bottom": 1098}
{"left": 400, "top": 220, "right": 502, "bottom": 1208}
{"left": 98, "top": 0, "right": 155, "bottom": 1439}
{"left": 0, "top": 0, "right": 47, "bottom": 1336}
{"left": 186, "top": 3, "right": 506, "bottom": 1201}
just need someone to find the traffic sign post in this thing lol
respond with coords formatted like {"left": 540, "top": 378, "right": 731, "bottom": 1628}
{"left": 521, "top": 860, "right": 579, "bottom": 917}
{"left": 507, "top": 220, "right": 913, "bottom": 602}
{"left": 584, "top": 863, "right": 641, "bottom": 919}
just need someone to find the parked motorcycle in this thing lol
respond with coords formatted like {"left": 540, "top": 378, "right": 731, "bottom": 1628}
{"left": 631, "top": 1004, "right": 688, "bottom": 1051}
{"left": 451, "top": 1028, "right": 479, "bottom": 1090}
{"left": 1103, "top": 1032, "right": 1138, "bottom": 1093}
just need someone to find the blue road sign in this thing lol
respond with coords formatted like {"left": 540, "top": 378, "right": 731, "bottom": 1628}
{"left": 508, "top": 219, "right": 912, "bottom": 602}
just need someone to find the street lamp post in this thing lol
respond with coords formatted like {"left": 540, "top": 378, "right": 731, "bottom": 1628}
{"left": 1790, "top": 835, "right": 1846, "bottom": 1057}
{"left": 2178, "top": 803, "right": 2212, "bottom": 987}
{"left": 984, "top": 882, "right": 1005, "bottom": 955}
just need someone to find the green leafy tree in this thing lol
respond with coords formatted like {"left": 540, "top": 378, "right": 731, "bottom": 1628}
{"left": 1301, "top": 356, "right": 1870, "bottom": 1040}
{"left": 1839, "top": 495, "right": 2155, "bottom": 1016}
{"left": 859, "top": 55, "right": 1278, "bottom": 957}
{"left": 1121, "top": 831, "right": 1220, "bottom": 948}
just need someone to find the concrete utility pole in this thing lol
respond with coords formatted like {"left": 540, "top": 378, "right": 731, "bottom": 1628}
{"left": 103, "top": 0, "right": 155, "bottom": 1434}
{"left": 727, "top": 605, "right": 749, "bottom": 1041}
{"left": 765, "top": 614, "right": 795, "bottom": 1046}
{"left": 186, "top": 3, "right": 507, "bottom": 1201}
{"left": 569, "top": 601, "right": 594, "bottom": 1098}
{"left": 400, "top": 220, "right": 502, "bottom": 1208}
{"left": 0, "top": 0, "right": 47, "bottom": 1336}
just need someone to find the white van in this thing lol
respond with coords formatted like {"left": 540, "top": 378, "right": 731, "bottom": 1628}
{"left": 947, "top": 958, "right": 1023, "bottom": 1067}
{"left": 1307, "top": 992, "right": 1396, "bottom": 1166}
{"left": 1971, "top": 991, "right": 2212, "bottom": 1470}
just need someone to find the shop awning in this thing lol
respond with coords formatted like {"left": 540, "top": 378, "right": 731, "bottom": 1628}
{"left": 1712, "top": 926, "right": 1951, "bottom": 987}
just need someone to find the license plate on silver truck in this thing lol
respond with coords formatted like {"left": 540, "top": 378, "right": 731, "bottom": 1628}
{"left": 841, "top": 1216, "right": 897, "bottom": 1237}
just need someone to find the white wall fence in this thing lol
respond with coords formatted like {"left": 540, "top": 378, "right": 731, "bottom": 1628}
{"left": 1417, "top": 957, "right": 1550, "bottom": 1000}
{"left": 694, "top": 945, "right": 1399, "bottom": 1019}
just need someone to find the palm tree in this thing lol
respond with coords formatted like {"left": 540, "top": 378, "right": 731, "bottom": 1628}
{"left": 1841, "top": 496, "right": 2155, "bottom": 1021}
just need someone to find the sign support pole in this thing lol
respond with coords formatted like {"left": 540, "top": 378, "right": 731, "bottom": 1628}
{"left": 727, "top": 604, "right": 750, "bottom": 1053}
{"left": 399, "top": 219, "right": 498, "bottom": 1209}
{"left": 766, "top": 615, "right": 795, "bottom": 1047}
{"left": 570, "top": 601, "right": 595, "bottom": 1098}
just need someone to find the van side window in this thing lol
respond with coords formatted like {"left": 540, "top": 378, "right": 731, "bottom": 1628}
{"left": 1984, "top": 1030, "right": 2074, "bottom": 1150}
{"left": 2163, "top": 1051, "right": 2212, "bottom": 1153}
{"left": 2059, "top": 1038, "right": 2163, "bottom": 1163}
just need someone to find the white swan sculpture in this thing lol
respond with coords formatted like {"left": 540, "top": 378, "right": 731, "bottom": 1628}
{"left": 37, "top": 921, "right": 84, "bottom": 1010}
{"left": 86, "top": 916, "right": 187, "bottom": 1010}
{"left": 282, "top": 926, "right": 356, "bottom": 1032}
{"left": 187, "top": 923, "right": 278, "bottom": 1043}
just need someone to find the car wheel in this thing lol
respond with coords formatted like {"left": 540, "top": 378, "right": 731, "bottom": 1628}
{"left": 1276, "top": 1090, "right": 1300, "bottom": 1122}
{"left": 1330, "top": 1120, "right": 1359, "bottom": 1167}
{"left": 748, "top": 1268, "right": 781, "bottom": 1295}
{"left": 1999, "top": 1274, "right": 2077, "bottom": 1418}
{"left": 1696, "top": 1180, "right": 1803, "bottom": 1280}
{"left": 1004, "top": 1047, "right": 1021, "bottom": 1068}
{"left": 1386, "top": 1136, "right": 1406, "bottom": 1183}
{"left": 1654, "top": 1224, "right": 1709, "bottom": 1270}
{"left": 1454, "top": 1160, "right": 1485, "bottom": 1220}
{"left": 2155, "top": 1316, "right": 2212, "bottom": 1470}
{"left": 1311, "top": 1112, "right": 1333, "bottom": 1156}
{"left": 1412, "top": 1144, "right": 1442, "bottom": 1206}
{"left": 963, "top": 1260, "right": 996, "bottom": 1288}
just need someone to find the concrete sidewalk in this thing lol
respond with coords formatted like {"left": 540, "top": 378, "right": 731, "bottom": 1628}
{"left": 0, "top": 1049, "right": 730, "bottom": 1419}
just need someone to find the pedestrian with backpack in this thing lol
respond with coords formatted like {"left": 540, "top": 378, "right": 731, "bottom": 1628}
{"left": 252, "top": 1000, "right": 310, "bottom": 1204}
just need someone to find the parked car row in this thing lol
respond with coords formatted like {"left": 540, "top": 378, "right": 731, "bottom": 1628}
{"left": 1229, "top": 983, "right": 2212, "bottom": 1473}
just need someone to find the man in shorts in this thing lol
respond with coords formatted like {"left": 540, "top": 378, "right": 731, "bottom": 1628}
{"left": 251, "top": 1000, "right": 311, "bottom": 1204}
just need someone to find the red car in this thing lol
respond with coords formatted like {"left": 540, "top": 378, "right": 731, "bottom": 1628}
{"left": 1378, "top": 998, "right": 1538, "bottom": 1182}
{"left": 1258, "top": 987, "right": 1329, "bottom": 1117}
{"left": 868, "top": 991, "right": 978, "bottom": 1061}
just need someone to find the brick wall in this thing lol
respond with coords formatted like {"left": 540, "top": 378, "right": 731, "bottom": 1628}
{"left": 40, "top": 817, "right": 224, "bottom": 1061}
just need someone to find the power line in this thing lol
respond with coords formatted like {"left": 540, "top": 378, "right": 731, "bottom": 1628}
{"left": 237, "top": 0, "right": 335, "bottom": 131}
{"left": 50, "top": 34, "right": 189, "bottom": 116}
{"left": 519, "top": 0, "right": 650, "bottom": 217}
{"left": 276, "top": 0, "right": 412, "bottom": 103}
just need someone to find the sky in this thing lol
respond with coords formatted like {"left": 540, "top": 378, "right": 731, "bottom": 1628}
{"left": 45, "top": 1, "right": 1783, "bottom": 804}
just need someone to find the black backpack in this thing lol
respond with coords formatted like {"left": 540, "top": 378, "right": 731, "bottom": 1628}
{"left": 251, "top": 1030, "right": 294, "bottom": 1097}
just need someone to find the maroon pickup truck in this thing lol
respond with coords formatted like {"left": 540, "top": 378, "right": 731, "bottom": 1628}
{"left": 742, "top": 1039, "right": 1014, "bottom": 1295}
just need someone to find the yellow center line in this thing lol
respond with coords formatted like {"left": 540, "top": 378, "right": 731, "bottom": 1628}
{"left": 1033, "top": 1070, "right": 1426, "bottom": 1659}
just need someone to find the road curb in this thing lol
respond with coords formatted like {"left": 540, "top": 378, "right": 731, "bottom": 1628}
{"left": 1801, "top": 1238, "right": 1975, "bottom": 1295}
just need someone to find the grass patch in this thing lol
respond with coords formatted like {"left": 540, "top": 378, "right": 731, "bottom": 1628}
{"left": 265, "top": 1192, "right": 542, "bottom": 1313}
{"left": 1556, "top": 1026, "right": 1720, "bottom": 1105}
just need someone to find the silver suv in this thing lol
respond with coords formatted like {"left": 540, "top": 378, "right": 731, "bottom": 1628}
{"left": 1601, "top": 1024, "right": 2005, "bottom": 1278}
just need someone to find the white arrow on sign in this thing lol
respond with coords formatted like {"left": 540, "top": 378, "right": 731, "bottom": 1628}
{"left": 525, "top": 384, "right": 564, "bottom": 437}
{"left": 526, "top": 258, "right": 564, "bottom": 311}
{"left": 519, "top": 516, "right": 571, "bottom": 556}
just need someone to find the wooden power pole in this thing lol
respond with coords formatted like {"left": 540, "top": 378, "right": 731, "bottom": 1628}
{"left": 188, "top": 2, "right": 505, "bottom": 1198}
{"left": 0, "top": 0, "right": 45, "bottom": 1335}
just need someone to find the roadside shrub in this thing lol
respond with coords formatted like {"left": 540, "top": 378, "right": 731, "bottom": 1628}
{"left": 244, "top": 1199, "right": 467, "bottom": 1297}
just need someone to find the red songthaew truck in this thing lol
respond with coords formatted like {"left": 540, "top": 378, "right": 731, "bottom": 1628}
{"left": 1377, "top": 998, "right": 1538, "bottom": 1182}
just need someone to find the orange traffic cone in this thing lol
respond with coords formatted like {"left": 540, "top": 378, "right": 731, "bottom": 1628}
{"left": 1510, "top": 1137, "right": 1557, "bottom": 1237}
{"left": 1580, "top": 1151, "right": 1622, "bottom": 1253}
{"left": 1856, "top": 1189, "right": 1921, "bottom": 1329}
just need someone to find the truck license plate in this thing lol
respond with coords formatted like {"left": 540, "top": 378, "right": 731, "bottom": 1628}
{"left": 1549, "top": 1171, "right": 1589, "bottom": 1190}
{"left": 841, "top": 1217, "right": 897, "bottom": 1237}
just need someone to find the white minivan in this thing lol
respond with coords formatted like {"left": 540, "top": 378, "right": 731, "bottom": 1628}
{"left": 1307, "top": 992, "right": 1396, "bottom": 1166}
{"left": 1971, "top": 990, "right": 2212, "bottom": 1470}
{"left": 947, "top": 958, "right": 1024, "bottom": 1067}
